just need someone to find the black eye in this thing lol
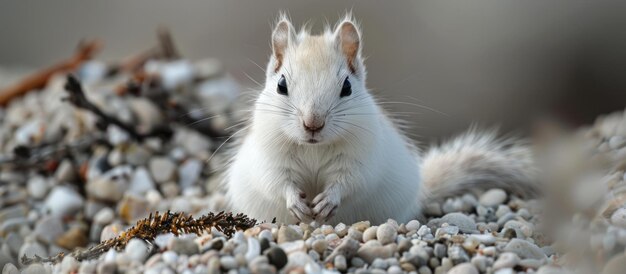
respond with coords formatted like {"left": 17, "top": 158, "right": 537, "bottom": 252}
{"left": 277, "top": 75, "right": 288, "bottom": 95}
{"left": 340, "top": 77, "right": 352, "bottom": 97}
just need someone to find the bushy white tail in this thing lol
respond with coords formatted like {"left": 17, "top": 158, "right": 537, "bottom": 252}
{"left": 420, "top": 129, "right": 539, "bottom": 202}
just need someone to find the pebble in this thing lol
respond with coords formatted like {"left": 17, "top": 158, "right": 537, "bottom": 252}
{"left": 503, "top": 239, "right": 546, "bottom": 260}
{"left": 311, "top": 239, "right": 328, "bottom": 254}
{"left": 377, "top": 223, "right": 397, "bottom": 245}
{"left": 610, "top": 207, "right": 626, "bottom": 228}
{"left": 94, "top": 207, "right": 115, "bottom": 225}
{"left": 129, "top": 167, "right": 156, "bottom": 195}
{"left": 168, "top": 237, "right": 199, "bottom": 255}
{"left": 493, "top": 252, "right": 520, "bottom": 269}
{"left": 56, "top": 226, "right": 88, "bottom": 250}
{"left": 401, "top": 220, "right": 417, "bottom": 231}
{"left": 356, "top": 243, "right": 395, "bottom": 263}
{"left": 220, "top": 256, "right": 238, "bottom": 270}
{"left": 2, "top": 263, "right": 19, "bottom": 274}
{"left": 479, "top": 188, "right": 507, "bottom": 207}
{"left": 277, "top": 225, "right": 301, "bottom": 243}
{"left": 178, "top": 159, "right": 203, "bottom": 189}
{"left": 19, "top": 241, "right": 48, "bottom": 261}
{"left": 439, "top": 213, "right": 477, "bottom": 233}
{"left": 86, "top": 166, "right": 131, "bottom": 202}
{"left": 363, "top": 226, "right": 378, "bottom": 242}
{"left": 44, "top": 186, "right": 84, "bottom": 216}
{"left": 27, "top": 176, "right": 49, "bottom": 199}
{"left": 149, "top": 157, "right": 177, "bottom": 183}
{"left": 265, "top": 247, "right": 288, "bottom": 270}
{"left": 33, "top": 215, "right": 64, "bottom": 244}
{"left": 448, "top": 263, "right": 479, "bottom": 274}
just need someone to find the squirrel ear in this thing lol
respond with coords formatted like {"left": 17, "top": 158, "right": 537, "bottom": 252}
{"left": 271, "top": 18, "right": 294, "bottom": 73}
{"left": 335, "top": 20, "right": 361, "bottom": 74}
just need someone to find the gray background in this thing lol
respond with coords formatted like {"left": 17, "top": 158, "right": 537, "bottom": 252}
{"left": 1, "top": 1, "right": 625, "bottom": 141}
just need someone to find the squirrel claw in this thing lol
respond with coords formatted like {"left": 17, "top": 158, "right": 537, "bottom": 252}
{"left": 312, "top": 191, "right": 340, "bottom": 222}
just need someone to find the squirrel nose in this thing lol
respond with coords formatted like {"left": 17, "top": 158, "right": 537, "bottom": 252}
{"left": 303, "top": 120, "right": 325, "bottom": 133}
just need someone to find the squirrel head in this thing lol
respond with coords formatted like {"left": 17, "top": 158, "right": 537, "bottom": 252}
{"left": 255, "top": 13, "right": 376, "bottom": 146}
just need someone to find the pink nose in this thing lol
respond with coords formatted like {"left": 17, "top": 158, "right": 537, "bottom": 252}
{"left": 303, "top": 120, "right": 325, "bottom": 133}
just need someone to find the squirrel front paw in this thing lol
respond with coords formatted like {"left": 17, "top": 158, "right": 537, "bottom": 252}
{"left": 312, "top": 191, "right": 340, "bottom": 222}
{"left": 286, "top": 191, "right": 314, "bottom": 222}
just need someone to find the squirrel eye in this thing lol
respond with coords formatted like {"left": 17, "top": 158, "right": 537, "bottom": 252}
{"left": 277, "top": 75, "right": 288, "bottom": 96}
{"left": 340, "top": 77, "right": 352, "bottom": 97}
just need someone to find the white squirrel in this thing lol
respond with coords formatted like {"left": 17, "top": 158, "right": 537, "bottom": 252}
{"left": 225, "top": 14, "right": 537, "bottom": 225}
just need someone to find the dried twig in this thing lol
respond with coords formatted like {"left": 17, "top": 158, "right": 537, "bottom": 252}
{"left": 21, "top": 211, "right": 257, "bottom": 265}
{"left": 0, "top": 41, "right": 101, "bottom": 106}
{"left": 157, "top": 27, "right": 180, "bottom": 59}
{"left": 64, "top": 75, "right": 173, "bottom": 142}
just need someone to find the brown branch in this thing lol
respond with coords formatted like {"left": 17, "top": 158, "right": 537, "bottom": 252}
{"left": 21, "top": 211, "right": 257, "bottom": 265}
{"left": 157, "top": 27, "right": 180, "bottom": 59}
{"left": 0, "top": 40, "right": 101, "bottom": 106}
{"left": 64, "top": 75, "right": 173, "bottom": 142}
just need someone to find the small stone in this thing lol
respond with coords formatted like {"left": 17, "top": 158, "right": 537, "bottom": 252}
{"left": 609, "top": 136, "right": 626, "bottom": 149}
{"left": 495, "top": 205, "right": 512, "bottom": 218}
{"left": 371, "top": 258, "right": 388, "bottom": 269}
{"left": 603, "top": 253, "right": 626, "bottom": 274}
{"left": 20, "top": 264, "right": 47, "bottom": 274}
{"left": 351, "top": 257, "right": 366, "bottom": 268}
{"left": 334, "top": 255, "right": 347, "bottom": 271}
{"left": 440, "top": 213, "right": 477, "bottom": 233}
{"left": 118, "top": 194, "right": 152, "bottom": 223}
{"left": 406, "top": 220, "right": 421, "bottom": 232}
{"left": 86, "top": 166, "right": 132, "bottom": 202}
{"left": 162, "top": 250, "right": 178, "bottom": 265}
{"left": 149, "top": 157, "right": 176, "bottom": 183}
{"left": 448, "top": 263, "right": 479, "bottom": 274}
{"left": 479, "top": 189, "right": 507, "bottom": 207}
{"left": 2, "top": 263, "right": 18, "bottom": 274}
{"left": 356, "top": 243, "right": 395, "bottom": 263}
{"left": 377, "top": 223, "right": 397, "bottom": 245}
{"left": 311, "top": 239, "right": 328, "bottom": 254}
{"left": 434, "top": 243, "right": 447, "bottom": 258}
{"left": 168, "top": 237, "right": 199, "bottom": 255}
{"left": 34, "top": 215, "right": 64, "bottom": 244}
{"left": 101, "top": 224, "right": 123, "bottom": 242}
{"left": 279, "top": 240, "right": 306, "bottom": 254}
{"left": 325, "top": 238, "right": 359, "bottom": 263}
{"left": 60, "top": 255, "right": 79, "bottom": 273}
{"left": 351, "top": 221, "right": 370, "bottom": 232}
{"left": 265, "top": 247, "right": 288, "bottom": 270}
{"left": 56, "top": 227, "right": 88, "bottom": 250}
{"left": 504, "top": 220, "right": 534, "bottom": 238}
{"left": 503, "top": 239, "right": 546, "bottom": 260}
{"left": 610, "top": 208, "right": 626, "bottom": 228}
{"left": 44, "top": 186, "right": 84, "bottom": 216}
{"left": 277, "top": 226, "right": 301, "bottom": 243}
{"left": 27, "top": 176, "right": 49, "bottom": 199}
{"left": 448, "top": 245, "right": 469, "bottom": 264}
{"left": 220, "top": 256, "right": 238, "bottom": 270}
{"left": 129, "top": 167, "right": 155, "bottom": 195}
{"left": 124, "top": 238, "right": 149, "bottom": 263}
{"left": 493, "top": 252, "right": 521, "bottom": 269}
{"left": 178, "top": 159, "right": 203, "bottom": 189}
{"left": 245, "top": 237, "right": 261, "bottom": 262}
{"left": 19, "top": 241, "right": 48, "bottom": 261}
{"left": 417, "top": 225, "right": 431, "bottom": 237}
{"left": 94, "top": 207, "right": 115, "bottom": 225}
{"left": 388, "top": 265, "right": 403, "bottom": 274}
{"left": 363, "top": 226, "right": 378, "bottom": 242}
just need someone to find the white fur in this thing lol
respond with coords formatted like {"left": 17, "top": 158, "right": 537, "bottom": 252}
{"left": 225, "top": 15, "right": 536, "bottom": 225}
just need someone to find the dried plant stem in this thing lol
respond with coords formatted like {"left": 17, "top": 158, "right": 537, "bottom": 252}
{"left": 0, "top": 41, "right": 101, "bottom": 106}
{"left": 64, "top": 75, "right": 173, "bottom": 142}
{"left": 21, "top": 211, "right": 257, "bottom": 265}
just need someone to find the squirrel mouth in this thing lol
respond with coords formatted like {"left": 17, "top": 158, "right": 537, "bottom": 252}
{"left": 306, "top": 139, "right": 319, "bottom": 144}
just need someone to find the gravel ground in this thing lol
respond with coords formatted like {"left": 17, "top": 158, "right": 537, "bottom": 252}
{"left": 0, "top": 60, "right": 625, "bottom": 274}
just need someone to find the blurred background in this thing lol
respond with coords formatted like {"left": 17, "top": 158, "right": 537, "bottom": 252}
{"left": 1, "top": 0, "right": 625, "bottom": 142}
